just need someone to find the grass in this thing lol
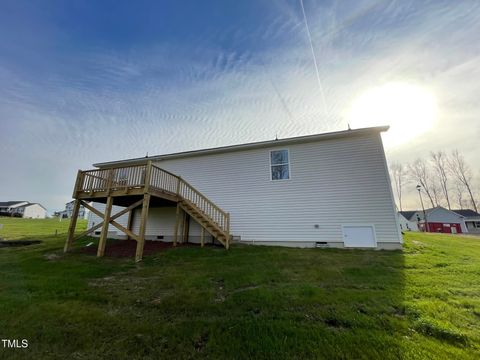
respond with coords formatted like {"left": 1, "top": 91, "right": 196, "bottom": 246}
{"left": 0, "top": 217, "right": 479, "bottom": 359}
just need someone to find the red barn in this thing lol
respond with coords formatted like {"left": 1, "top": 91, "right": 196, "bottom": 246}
{"left": 418, "top": 207, "right": 467, "bottom": 234}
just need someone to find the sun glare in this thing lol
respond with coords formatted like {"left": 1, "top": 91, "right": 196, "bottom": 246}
{"left": 348, "top": 82, "right": 437, "bottom": 148}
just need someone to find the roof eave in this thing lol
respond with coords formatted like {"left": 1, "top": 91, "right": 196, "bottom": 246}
{"left": 93, "top": 126, "right": 389, "bottom": 168}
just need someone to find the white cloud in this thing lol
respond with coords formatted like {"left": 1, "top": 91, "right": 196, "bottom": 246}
{"left": 0, "top": 0, "right": 479, "bottom": 212}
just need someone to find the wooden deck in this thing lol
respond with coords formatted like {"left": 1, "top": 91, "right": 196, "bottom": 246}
{"left": 64, "top": 161, "right": 230, "bottom": 261}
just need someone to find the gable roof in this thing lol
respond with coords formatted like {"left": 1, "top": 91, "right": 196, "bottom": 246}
{"left": 0, "top": 201, "right": 28, "bottom": 208}
{"left": 399, "top": 211, "right": 417, "bottom": 221}
{"left": 22, "top": 203, "right": 47, "bottom": 210}
{"left": 93, "top": 126, "right": 389, "bottom": 168}
{"left": 0, "top": 201, "right": 46, "bottom": 211}
{"left": 422, "top": 206, "right": 465, "bottom": 221}
{"left": 452, "top": 209, "right": 480, "bottom": 218}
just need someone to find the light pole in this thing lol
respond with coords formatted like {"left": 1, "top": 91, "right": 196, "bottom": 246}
{"left": 416, "top": 184, "right": 428, "bottom": 232}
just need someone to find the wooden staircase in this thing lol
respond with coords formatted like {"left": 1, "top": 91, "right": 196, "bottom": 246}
{"left": 179, "top": 199, "right": 229, "bottom": 248}
{"left": 65, "top": 161, "right": 231, "bottom": 261}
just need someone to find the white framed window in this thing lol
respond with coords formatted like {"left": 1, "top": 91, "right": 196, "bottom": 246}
{"left": 270, "top": 149, "right": 290, "bottom": 180}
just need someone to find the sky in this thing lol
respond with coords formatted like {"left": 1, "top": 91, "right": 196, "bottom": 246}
{"left": 0, "top": 0, "right": 479, "bottom": 214}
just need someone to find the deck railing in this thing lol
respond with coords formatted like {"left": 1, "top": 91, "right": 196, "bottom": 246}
{"left": 75, "top": 162, "right": 230, "bottom": 237}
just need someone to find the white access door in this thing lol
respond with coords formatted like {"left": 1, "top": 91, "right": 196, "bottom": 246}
{"left": 342, "top": 225, "right": 376, "bottom": 248}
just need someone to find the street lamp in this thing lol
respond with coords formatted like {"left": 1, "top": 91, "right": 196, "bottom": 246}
{"left": 416, "top": 184, "right": 428, "bottom": 232}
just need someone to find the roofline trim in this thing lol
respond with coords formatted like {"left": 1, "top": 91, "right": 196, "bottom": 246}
{"left": 93, "top": 126, "right": 389, "bottom": 168}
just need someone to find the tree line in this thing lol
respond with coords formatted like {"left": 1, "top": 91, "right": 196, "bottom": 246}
{"left": 390, "top": 150, "right": 478, "bottom": 213}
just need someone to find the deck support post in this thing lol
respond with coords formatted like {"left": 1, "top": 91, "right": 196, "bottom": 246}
{"left": 135, "top": 193, "right": 151, "bottom": 262}
{"left": 182, "top": 212, "right": 190, "bottom": 243}
{"left": 97, "top": 196, "right": 113, "bottom": 257}
{"left": 63, "top": 199, "right": 81, "bottom": 253}
{"left": 225, "top": 213, "right": 230, "bottom": 250}
{"left": 126, "top": 209, "right": 134, "bottom": 240}
{"left": 173, "top": 203, "right": 180, "bottom": 246}
{"left": 200, "top": 227, "right": 205, "bottom": 248}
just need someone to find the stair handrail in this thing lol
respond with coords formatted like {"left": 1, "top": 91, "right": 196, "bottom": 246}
{"left": 75, "top": 163, "right": 230, "bottom": 237}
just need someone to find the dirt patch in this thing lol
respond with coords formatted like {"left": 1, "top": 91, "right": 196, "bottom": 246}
{"left": 323, "top": 316, "right": 352, "bottom": 329}
{"left": 214, "top": 278, "right": 226, "bottom": 303}
{"left": 80, "top": 240, "right": 203, "bottom": 258}
{"left": 231, "top": 284, "right": 261, "bottom": 294}
{"left": 43, "top": 253, "right": 61, "bottom": 260}
{"left": 0, "top": 240, "right": 42, "bottom": 248}
{"left": 194, "top": 332, "right": 209, "bottom": 352}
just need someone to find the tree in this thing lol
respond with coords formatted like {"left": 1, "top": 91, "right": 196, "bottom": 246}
{"left": 408, "top": 158, "right": 437, "bottom": 208}
{"left": 390, "top": 162, "right": 407, "bottom": 211}
{"left": 447, "top": 150, "right": 478, "bottom": 212}
{"left": 454, "top": 180, "right": 466, "bottom": 209}
{"left": 431, "top": 151, "right": 451, "bottom": 209}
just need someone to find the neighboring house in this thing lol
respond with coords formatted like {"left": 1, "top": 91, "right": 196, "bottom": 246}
{"left": 66, "top": 126, "right": 403, "bottom": 260}
{"left": 0, "top": 201, "right": 29, "bottom": 216}
{"left": 398, "top": 211, "right": 419, "bottom": 232}
{"left": 0, "top": 201, "right": 47, "bottom": 219}
{"left": 417, "top": 207, "right": 467, "bottom": 234}
{"left": 65, "top": 200, "right": 90, "bottom": 219}
{"left": 452, "top": 209, "right": 480, "bottom": 234}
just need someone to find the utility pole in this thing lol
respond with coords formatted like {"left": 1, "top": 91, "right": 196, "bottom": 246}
{"left": 416, "top": 184, "right": 429, "bottom": 232}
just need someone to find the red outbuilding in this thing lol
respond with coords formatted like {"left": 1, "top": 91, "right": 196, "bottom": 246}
{"left": 418, "top": 207, "right": 467, "bottom": 234}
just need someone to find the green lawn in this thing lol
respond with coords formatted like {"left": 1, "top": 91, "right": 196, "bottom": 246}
{"left": 0, "top": 218, "right": 479, "bottom": 359}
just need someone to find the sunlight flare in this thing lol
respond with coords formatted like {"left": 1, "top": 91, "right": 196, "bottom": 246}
{"left": 348, "top": 82, "right": 437, "bottom": 147}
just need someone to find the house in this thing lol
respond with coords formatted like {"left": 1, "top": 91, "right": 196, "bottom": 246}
{"left": 60, "top": 200, "right": 90, "bottom": 219}
{"left": 0, "top": 201, "right": 47, "bottom": 219}
{"left": 0, "top": 201, "right": 29, "bottom": 217}
{"left": 417, "top": 207, "right": 467, "bottom": 234}
{"left": 64, "top": 126, "right": 402, "bottom": 261}
{"left": 397, "top": 211, "right": 419, "bottom": 232}
{"left": 452, "top": 209, "right": 480, "bottom": 234}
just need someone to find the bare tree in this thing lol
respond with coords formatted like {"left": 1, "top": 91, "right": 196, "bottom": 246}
{"left": 447, "top": 150, "right": 478, "bottom": 212}
{"left": 390, "top": 162, "right": 407, "bottom": 211}
{"left": 431, "top": 151, "right": 451, "bottom": 209}
{"left": 430, "top": 178, "right": 442, "bottom": 208}
{"left": 408, "top": 158, "right": 437, "bottom": 208}
{"left": 454, "top": 181, "right": 466, "bottom": 209}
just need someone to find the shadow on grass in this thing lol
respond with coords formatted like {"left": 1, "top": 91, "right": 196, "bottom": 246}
{"left": 0, "top": 230, "right": 410, "bottom": 359}
{"left": 7, "top": 232, "right": 476, "bottom": 359}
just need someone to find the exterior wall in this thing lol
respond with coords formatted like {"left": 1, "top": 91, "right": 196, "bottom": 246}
{"left": 426, "top": 222, "right": 462, "bottom": 234}
{"left": 465, "top": 221, "right": 480, "bottom": 234}
{"left": 145, "top": 132, "right": 402, "bottom": 247}
{"left": 87, "top": 203, "right": 129, "bottom": 237}
{"left": 397, "top": 213, "right": 419, "bottom": 232}
{"left": 130, "top": 206, "right": 214, "bottom": 243}
{"left": 22, "top": 204, "right": 47, "bottom": 219}
{"left": 422, "top": 207, "right": 467, "bottom": 233}
{"left": 87, "top": 203, "right": 216, "bottom": 243}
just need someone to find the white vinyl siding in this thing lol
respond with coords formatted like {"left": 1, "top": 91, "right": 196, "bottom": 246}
{"left": 150, "top": 133, "right": 401, "bottom": 245}
{"left": 22, "top": 204, "right": 47, "bottom": 219}
{"left": 88, "top": 204, "right": 215, "bottom": 242}
{"left": 87, "top": 132, "right": 401, "bottom": 247}
{"left": 87, "top": 203, "right": 129, "bottom": 237}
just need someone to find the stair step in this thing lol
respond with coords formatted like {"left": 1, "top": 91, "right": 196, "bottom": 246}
{"left": 178, "top": 201, "right": 228, "bottom": 249}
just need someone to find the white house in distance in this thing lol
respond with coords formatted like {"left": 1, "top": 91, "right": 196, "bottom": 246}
{"left": 76, "top": 126, "right": 402, "bottom": 256}
{"left": 399, "top": 207, "right": 480, "bottom": 234}
{"left": 0, "top": 201, "right": 47, "bottom": 219}
{"left": 416, "top": 207, "right": 467, "bottom": 234}
{"left": 56, "top": 201, "right": 91, "bottom": 219}
{"left": 452, "top": 209, "right": 480, "bottom": 234}
{"left": 62, "top": 200, "right": 91, "bottom": 219}
{"left": 397, "top": 211, "right": 419, "bottom": 232}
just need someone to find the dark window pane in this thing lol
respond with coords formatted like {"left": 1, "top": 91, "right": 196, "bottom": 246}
{"left": 271, "top": 164, "right": 289, "bottom": 180}
{"left": 271, "top": 150, "right": 289, "bottom": 165}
